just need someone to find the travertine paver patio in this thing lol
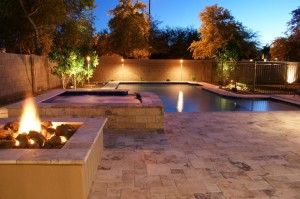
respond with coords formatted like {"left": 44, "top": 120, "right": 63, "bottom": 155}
{"left": 89, "top": 111, "right": 300, "bottom": 199}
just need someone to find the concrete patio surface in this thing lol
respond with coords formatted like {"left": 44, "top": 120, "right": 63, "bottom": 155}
{"left": 89, "top": 111, "right": 300, "bottom": 199}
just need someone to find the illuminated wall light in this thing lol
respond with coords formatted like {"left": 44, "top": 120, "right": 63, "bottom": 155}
{"left": 180, "top": 59, "right": 183, "bottom": 81}
{"left": 177, "top": 91, "right": 184, "bottom": 112}
{"left": 287, "top": 65, "right": 297, "bottom": 83}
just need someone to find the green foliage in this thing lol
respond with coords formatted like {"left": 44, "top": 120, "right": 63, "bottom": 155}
{"left": 94, "top": 30, "right": 113, "bottom": 56}
{"left": 0, "top": 0, "right": 95, "bottom": 55}
{"left": 150, "top": 26, "right": 199, "bottom": 59}
{"left": 215, "top": 61, "right": 236, "bottom": 86}
{"left": 50, "top": 50, "right": 99, "bottom": 89}
{"left": 216, "top": 41, "right": 242, "bottom": 61}
{"left": 108, "top": 0, "right": 150, "bottom": 58}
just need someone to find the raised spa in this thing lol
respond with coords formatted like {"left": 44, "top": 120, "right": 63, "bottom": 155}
{"left": 7, "top": 89, "right": 164, "bottom": 129}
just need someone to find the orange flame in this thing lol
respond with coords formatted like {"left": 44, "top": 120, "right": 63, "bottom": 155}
{"left": 18, "top": 97, "right": 41, "bottom": 134}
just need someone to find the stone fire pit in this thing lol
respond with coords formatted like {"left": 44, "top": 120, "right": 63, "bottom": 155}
{"left": 0, "top": 117, "right": 106, "bottom": 199}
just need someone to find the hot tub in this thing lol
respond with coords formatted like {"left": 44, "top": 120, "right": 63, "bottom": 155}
{"left": 7, "top": 89, "right": 164, "bottom": 129}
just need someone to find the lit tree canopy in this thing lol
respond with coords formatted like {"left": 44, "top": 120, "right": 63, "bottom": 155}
{"left": 189, "top": 4, "right": 258, "bottom": 61}
{"left": 108, "top": 0, "right": 150, "bottom": 58}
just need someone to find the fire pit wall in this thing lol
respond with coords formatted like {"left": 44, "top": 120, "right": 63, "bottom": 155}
{"left": 7, "top": 89, "right": 164, "bottom": 129}
{"left": 0, "top": 118, "right": 106, "bottom": 199}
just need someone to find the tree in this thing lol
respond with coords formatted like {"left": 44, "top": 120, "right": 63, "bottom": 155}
{"left": 51, "top": 50, "right": 98, "bottom": 89}
{"left": 189, "top": 4, "right": 258, "bottom": 60}
{"left": 149, "top": 24, "right": 199, "bottom": 59}
{"left": 94, "top": 30, "right": 113, "bottom": 56}
{"left": 270, "top": 38, "right": 288, "bottom": 61}
{"left": 108, "top": 0, "right": 150, "bottom": 58}
{"left": 270, "top": 7, "right": 300, "bottom": 61}
{"left": 148, "top": 20, "right": 169, "bottom": 58}
{"left": 287, "top": 7, "right": 300, "bottom": 36}
{"left": 0, "top": 0, "right": 95, "bottom": 55}
{"left": 51, "top": 8, "right": 96, "bottom": 56}
{"left": 286, "top": 7, "right": 300, "bottom": 61}
{"left": 261, "top": 44, "right": 271, "bottom": 60}
{"left": 216, "top": 40, "right": 242, "bottom": 61}
{"left": 167, "top": 27, "right": 199, "bottom": 59}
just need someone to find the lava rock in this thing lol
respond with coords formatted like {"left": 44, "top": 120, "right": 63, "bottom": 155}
{"left": 0, "top": 140, "right": 15, "bottom": 148}
{"left": 41, "top": 121, "right": 53, "bottom": 128}
{"left": 16, "top": 133, "right": 28, "bottom": 148}
{"left": 55, "top": 124, "right": 75, "bottom": 139}
{"left": 3, "top": 122, "right": 19, "bottom": 132}
{"left": 44, "top": 135, "right": 63, "bottom": 149}
{"left": 28, "top": 130, "right": 46, "bottom": 147}
{"left": 0, "top": 129, "right": 13, "bottom": 139}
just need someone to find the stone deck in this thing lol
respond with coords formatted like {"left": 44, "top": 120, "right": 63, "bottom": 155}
{"left": 89, "top": 111, "right": 300, "bottom": 199}
{"left": 1, "top": 84, "right": 300, "bottom": 198}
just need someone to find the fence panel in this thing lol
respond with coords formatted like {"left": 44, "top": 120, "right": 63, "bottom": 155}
{"left": 207, "top": 61, "right": 300, "bottom": 94}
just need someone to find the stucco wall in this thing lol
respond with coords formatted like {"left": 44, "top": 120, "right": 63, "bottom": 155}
{"left": 91, "top": 55, "right": 216, "bottom": 82}
{"left": 0, "top": 53, "right": 61, "bottom": 105}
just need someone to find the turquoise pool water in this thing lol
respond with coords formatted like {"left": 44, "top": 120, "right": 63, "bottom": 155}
{"left": 117, "top": 83, "right": 300, "bottom": 112}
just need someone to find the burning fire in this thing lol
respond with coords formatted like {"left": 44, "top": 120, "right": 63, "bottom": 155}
{"left": 18, "top": 98, "right": 41, "bottom": 134}
{"left": 0, "top": 96, "right": 78, "bottom": 149}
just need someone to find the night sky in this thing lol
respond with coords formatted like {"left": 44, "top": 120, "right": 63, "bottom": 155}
{"left": 94, "top": 0, "right": 298, "bottom": 46}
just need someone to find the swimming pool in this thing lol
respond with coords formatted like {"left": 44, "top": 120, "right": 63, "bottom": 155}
{"left": 117, "top": 83, "right": 300, "bottom": 112}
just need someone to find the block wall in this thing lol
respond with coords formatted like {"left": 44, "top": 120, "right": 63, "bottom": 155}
{"left": 0, "top": 53, "right": 61, "bottom": 105}
{"left": 91, "top": 55, "right": 216, "bottom": 82}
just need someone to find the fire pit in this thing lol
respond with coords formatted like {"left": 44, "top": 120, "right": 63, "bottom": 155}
{"left": 0, "top": 121, "right": 79, "bottom": 149}
{"left": 0, "top": 98, "right": 106, "bottom": 199}
{"left": 0, "top": 98, "right": 79, "bottom": 149}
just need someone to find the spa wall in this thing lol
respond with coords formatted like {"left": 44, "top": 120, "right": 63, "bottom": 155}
{"left": 0, "top": 53, "right": 61, "bottom": 105}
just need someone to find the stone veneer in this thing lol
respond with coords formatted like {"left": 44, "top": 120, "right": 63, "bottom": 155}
{"left": 6, "top": 89, "right": 164, "bottom": 129}
{"left": 0, "top": 117, "right": 106, "bottom": 199}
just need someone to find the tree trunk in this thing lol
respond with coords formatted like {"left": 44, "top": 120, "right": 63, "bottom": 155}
{"left": 19, "top": 0, "right": 42, "bottom": 55}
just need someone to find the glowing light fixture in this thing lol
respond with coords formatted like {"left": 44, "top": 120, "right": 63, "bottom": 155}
{"left": 180, "top": 59, "right": 183, "bottom": 81}
{"left": 86, "top": 56, "right": 91, "bottom": 85}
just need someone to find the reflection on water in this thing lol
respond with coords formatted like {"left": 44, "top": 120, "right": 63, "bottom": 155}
{"left": 118, "top": 83, "right": 300, "bottom": 112}
{"left": 176, "top": 91, "right": 183, "bottom": 112}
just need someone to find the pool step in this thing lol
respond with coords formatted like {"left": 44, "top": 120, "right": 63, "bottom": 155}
{"left": 101, "top": 81, "right": 119, "bottom": 89}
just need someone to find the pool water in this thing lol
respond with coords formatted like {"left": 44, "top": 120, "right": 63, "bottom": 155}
{"left": 117, "top": 83, "right": 300, "bottom": 112}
